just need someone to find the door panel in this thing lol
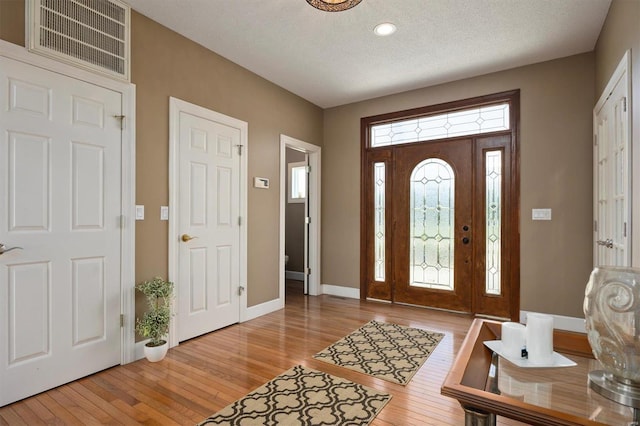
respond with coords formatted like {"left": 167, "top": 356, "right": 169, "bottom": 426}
{"left": 594, "top": 66, "right": 630, "bottom": 267}
{"left": 177, "top": 111, "right": 241, "bottom": 342}
{"left": 0, "top": 56, "right": 122, "bottom": 406}
{"left": 393, "top": 139, "right": 473, "bottom": 311}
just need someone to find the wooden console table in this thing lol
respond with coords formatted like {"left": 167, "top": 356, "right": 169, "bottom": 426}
{"left": 441, "top": 319, "right": 635, "bottom": 425}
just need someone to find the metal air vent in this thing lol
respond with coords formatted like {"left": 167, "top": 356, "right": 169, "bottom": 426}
{"left": 27, "top": 0, "right": 131, "bottom": 81}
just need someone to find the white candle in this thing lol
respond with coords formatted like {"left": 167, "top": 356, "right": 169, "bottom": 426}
{"left": 501, "top": 322, "right": 526, "bottom": 358}
{"left": 526, "top": 313, "right": 554, "bottom": 365}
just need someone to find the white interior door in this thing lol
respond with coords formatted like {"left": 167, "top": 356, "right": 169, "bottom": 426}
{"left": 176, "top": 109, "right": 241, "bottom": 342}
{"left": 594, "top": 54, "right": 631, "bottom": 267}
{"left": 0, "top": 56, "right": 122, "bottom": 406}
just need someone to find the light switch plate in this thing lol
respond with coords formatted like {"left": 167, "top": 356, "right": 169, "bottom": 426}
{"left": 135, "top": 205, "right": 145, "bottom": 220}
{"left": 254, "top": 177, "right": 269, "bottom": 189}
{"left": 532, "top": 208, "right": 552, "bottom": 220}
{"left": 160, "top": 206, "right": 169, "bottom": 221}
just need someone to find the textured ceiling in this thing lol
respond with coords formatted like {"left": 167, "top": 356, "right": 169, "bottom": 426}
{"left": 126, "top": 0, "right": 612, "bottom": 108}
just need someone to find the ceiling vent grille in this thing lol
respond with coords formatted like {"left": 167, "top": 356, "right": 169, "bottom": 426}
{"left": 27, "top": 0, "right": 131, "bottom": 81}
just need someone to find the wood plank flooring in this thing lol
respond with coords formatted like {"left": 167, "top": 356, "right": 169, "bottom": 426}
{"left": 0, "top": 282, "right": 528, "bottom": 425}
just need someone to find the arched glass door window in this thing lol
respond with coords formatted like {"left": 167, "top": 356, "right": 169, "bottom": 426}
{"left": 410, "top": 158, "right": 455, "bottom": 290}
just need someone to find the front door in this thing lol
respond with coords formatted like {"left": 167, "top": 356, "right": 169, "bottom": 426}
{"left": 176, "top": 103, "right": 242, "bottom": 342}
{"left": 393, "top": 139, "right": 473, "bottom": 311}
{"left": 361, "top": 91, "right": 520, "bottom": 319}
{"left": 0, "top": 56, "right": 123, "bottom": 406}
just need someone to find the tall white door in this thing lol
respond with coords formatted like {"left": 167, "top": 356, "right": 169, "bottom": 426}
{"left": 594, "top": 55, "right": 631, "bottom": 267}
{"left": 177, "top": 109, "right": 241, "bottom": 342}
{"left": 0, "top": 57, "right": 123, "bottom": 406}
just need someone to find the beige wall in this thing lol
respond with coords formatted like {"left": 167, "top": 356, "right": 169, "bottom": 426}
{"left": 285, "top": 149, "right": 306, "bottom": 273}
{"left": 595, "top": 0, "right": 640, "bottom": 267}
{"left": 0, "top": 3, "right": 324, "bottom": 309}
{"left": 322, "top": 53, "right": 596, "bottom": 318}
{"left": 131, "top": 13, "right": 323, "bottom": 306}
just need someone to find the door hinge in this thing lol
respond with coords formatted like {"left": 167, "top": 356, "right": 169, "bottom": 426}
{"left": 594, "top": 134, "right": 597, "bottom": 146}
{"left": 624, "top": 222, "right": 627, "bottom": 237}
{"left": 119, "top": 215, "right": 126, "bottom": 228}
{"left": 113, "top": 115, "right": 126, "bottom": 130}
{"left": 305, "top": 217, "right": 311, "bottom": 224}
{"left": 623, "top": 97, "right": 627, "bottom": 112}
{"left": 305, "top": 165, "right": 311, "bottom": 173}
{"left": 305, "top": 268, "right": 311, "bottom": 275}
{"left": 238, "top": 216, "right": 242, "bottom": 226}
{"left": 120, "top": 314, "right": 124, "bottom": 327}
{"left": 594, "top": 220, "right": 598, "bottom": 233}
{"left": 235, "top": 144, "right": 244, "bottom": 156}
{"left": 238, "top": 286, "right": 245, "bottom": 296}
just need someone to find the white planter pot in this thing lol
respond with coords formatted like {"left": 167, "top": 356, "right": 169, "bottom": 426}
{"left": 143, "top": 341, "right": 168, "bottom": 362}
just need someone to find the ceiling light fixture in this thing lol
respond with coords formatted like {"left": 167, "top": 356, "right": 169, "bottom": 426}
{"left": 306, "top": 0, "right": 363, "bottom": 12}
{"left": 374, "top": 22, "right": 397, "bottom": 36}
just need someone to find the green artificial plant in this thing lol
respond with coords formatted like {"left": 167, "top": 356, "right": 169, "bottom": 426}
{"left": 135, "top": 276, "right": 174, "bottom": 347}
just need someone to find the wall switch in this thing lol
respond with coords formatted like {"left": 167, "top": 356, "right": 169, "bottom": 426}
{"left": 160, "top": 206, "right": 169, "bottom": 220}
{"left": 532, "top": 208, "right": 552, "bottom": 220}
{"left": 254, "top": 177, "right": 269, "bottom": 189}
{"left": 135, "top": 205, "right": 145, "bottom": 220}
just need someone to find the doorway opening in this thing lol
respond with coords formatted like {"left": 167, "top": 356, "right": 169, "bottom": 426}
{"left": 279, "top": 135, "right": 321, "bottom": 301}
{"left": 360, "top": 91, "right": 520, "bottom": 320}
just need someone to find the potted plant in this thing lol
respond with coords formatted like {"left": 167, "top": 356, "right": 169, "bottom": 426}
{"left": 135, "top": 276, "right": 174, "bottom": 362}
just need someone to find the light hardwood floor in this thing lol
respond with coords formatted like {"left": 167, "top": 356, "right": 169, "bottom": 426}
{"left": 0, "top": 281, "right": 527, "bottom": 425}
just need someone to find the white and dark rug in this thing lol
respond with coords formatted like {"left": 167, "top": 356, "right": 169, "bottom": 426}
{"left": 313, "top": 320, "right": 444, "bottom": 385}
{"left": 198, "top": 365, "right": 391, "bottom": 425}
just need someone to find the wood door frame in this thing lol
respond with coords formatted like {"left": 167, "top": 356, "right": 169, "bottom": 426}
{"left": 0, "top": 39, "right": 137, "bottom": 363}
{"left": 168, "top": 97, "right": 248, "bottom": 348}
{"left": 360, "top": 90, "right": 520, "bottom": 320}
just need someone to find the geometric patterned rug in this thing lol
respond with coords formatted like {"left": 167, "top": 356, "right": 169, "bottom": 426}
{"left": 313, "top": 320, "right": 444, "bottom": 385}
{"left": 198, "top": 365, "right": 391, "bottom": 425}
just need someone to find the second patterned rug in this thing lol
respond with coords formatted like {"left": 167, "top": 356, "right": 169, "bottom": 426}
{"left": 313, "top": 320, "right": 444, "bottom": 385}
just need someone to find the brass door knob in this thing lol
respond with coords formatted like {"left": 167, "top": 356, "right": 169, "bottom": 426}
{"left": 181, "top": 234, "right": 198, "bottom": 242}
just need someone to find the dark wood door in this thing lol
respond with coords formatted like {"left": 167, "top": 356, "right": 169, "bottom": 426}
{"left": 392, "top": 138, "right": 474, "bottom": 312}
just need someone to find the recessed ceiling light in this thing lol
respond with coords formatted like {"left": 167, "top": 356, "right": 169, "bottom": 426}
{"left": 374, "top": 22, "right": 397, "bottom": 36}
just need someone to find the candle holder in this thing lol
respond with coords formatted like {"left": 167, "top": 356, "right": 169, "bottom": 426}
{"left": 584, "top": 267, "right": 640, "bottom": 424}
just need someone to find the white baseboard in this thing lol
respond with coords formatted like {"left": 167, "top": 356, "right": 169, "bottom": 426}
{"left": 244, "top": 297, "right": 285, "bottom": 322}
{"left": 520, "top": 310, "right": 586, "bottom": 333}
{"left": 320, "top": 284, "right": 360, "bottom": 299}
{"left": 285, "top": 270, "right": 305, "bottom": 281}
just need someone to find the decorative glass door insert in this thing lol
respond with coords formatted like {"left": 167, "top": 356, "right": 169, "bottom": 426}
{"left": 410, "top": 159, "right": 455, "bottom": 290}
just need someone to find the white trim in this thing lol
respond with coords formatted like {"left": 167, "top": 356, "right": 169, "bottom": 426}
{"left": 168, "top": 97, "right": 248, "bottom": 348}
{"left": 286, "top": 270, "right": 305, "bottom": 281}
{"left": 0, "top": 39, "right": 137, "bottom": 365}
{"left": 244, "top": 298, "right": 284, "bottom": 322}
{"left": 519, "top": 311, "right": 586, "bottom": 334}
{"left": 321, "top": 284, "right": 360, "bottom": 299}
{"left": 280, "top": 135, "right": 321, "bottom": 300}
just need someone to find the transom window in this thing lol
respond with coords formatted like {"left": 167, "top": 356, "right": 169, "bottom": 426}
{"left": 370, "top": 103, "right": 510, "bottom": 147}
